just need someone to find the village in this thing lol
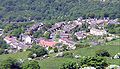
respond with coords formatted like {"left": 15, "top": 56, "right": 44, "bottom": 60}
{"left": 0, "top": 17, "right": 119, "bottom": 54}
{"left": 0, "top": 17, "right": 120, "bottom": 69}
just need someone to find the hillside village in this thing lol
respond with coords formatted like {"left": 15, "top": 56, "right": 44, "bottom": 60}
{"left": 0, "top": 17, "right": 119, "bottom": 52}
{"left": 0, "top": 17, "right": 120, "bottom": 69}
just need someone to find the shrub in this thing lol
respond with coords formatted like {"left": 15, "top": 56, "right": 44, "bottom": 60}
{"left": 95, "top": 49, "right": 110, "bottom": 57}
{"left": 60, "top": 61, "right": 80, "bottom": 69}
{"left": 80, "top": 56, "right": 108, "bottom": 68}
{"left": 22, "top": 60, "right": 40, "bottom": 69}
{"left": 0, "top": 57, "right": 21, "bottom": 69}
{"left": 28, "top": 52, "right": 35, "bottom": 59}
{"left": 75, "top": 43, "right": 90, "bottom": 48}
{"left": 54, "top": 47, "right": 58, "bottom": 53}
{"left": 63, "top": 52, "right": 73, "bottom": 58}
{"left": 28, "top": 46, "right": 48, "bottom": 58}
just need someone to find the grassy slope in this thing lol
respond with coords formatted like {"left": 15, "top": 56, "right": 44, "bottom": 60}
{"left": 38, "top": 39, "right": 120, "bottom": 69}
{"left": 0, "top": 51, "right": 30, "bottom": 61}
{"left": 0, "top": 39, "right": 119, "bottom": 69}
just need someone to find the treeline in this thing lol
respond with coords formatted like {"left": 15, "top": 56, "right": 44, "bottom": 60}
{"left": 0, "top": 0, "right": 119, "bottom": 24}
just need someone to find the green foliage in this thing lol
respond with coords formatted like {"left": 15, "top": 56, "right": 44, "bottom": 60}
{"left": 80, "top": 56, "right": 108, "bottom": 68}
{"left": 0, "top": 49, "right": 4, "bottom": 55}
{"left": 62, "top": 44, "right": 68, "bottom": 51}
{"left": 43, "top": 31, "right": 50, "bottom": 39}
{"left": 95, "top": 49, "right": 111, "bottom": 57}
{"left": 54, "top": 47, "right": 58, "bottom": 53}
{"left": 33, "top": 30, "right": 43, "bottom": 38}
{"left": 4, "top": 24, "right": 13, "bottom": 33}
{"left": 11, "top": 28, "right": 24, "bottom": 37}
{"left": 75, "top": 43, "right": 90, "bottom": 48}
{"left": 60, "top": 61, "right": 80, "bottom": 69}
{"left": 117, "top": 18, "right": 120, "bottom": 22}
{"left": 0, "top": 37, "right": 9, "bottom": 49}
{"left": 22, "top": 60, "right": 40, "bottom": 69}
{"left": 28, "top": 44, "right": 48, "bottom": 58}
{"left": 63, "top": 52, "right": 73, "bottom": 58}
{"left": 105, "top": 24, "right": 120, "bottom": 34}
{"left": 0, "top": 57, "right": 21, "bottom": 69}
{"left": 0, "top": 0, "right": 119, "bottom": 24}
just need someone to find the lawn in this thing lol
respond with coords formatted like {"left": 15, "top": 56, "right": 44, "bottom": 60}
{"left": 0, "top": 39, "right": 119, "bottom": 69}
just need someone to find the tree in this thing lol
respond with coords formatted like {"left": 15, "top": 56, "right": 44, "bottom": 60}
{"left": 0, "top": 38, "right": 9, "bottom": 49}
{"left": 0, "top": 57, "right": 21, "bottom": 69}
{"left": 4, "top": 24, "right": 13, "bottom": 33}
{"left": 11, "top": 28, "right": 24, "bottom": 37}
{"left": 62, "top": 44, "right": 68, "bottom": 51}
{"left": 28, "top": 45, "right": 48, "bottom": 58}
{"left": 54, "top": 47, "right": 58, "bottom": 53}
{"left": 33, "top": 30, "right": 43, "bottom": 38}
{"left": 22, "top": 60, "right": 40, "bottom": 69}
{"left": 80, "top": 56, "right": 108, "bottom": 68}
{"left": 43, "top": 31, "right": 50, "bottom": 39}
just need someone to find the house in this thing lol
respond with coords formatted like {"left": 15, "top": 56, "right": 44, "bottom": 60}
{"left": 59, "top": 38, "right": 76, "bottom": 50}
{"left": 25, "top": 23, "right": 44, "bottom": 35}
{"left": 90, "top": 28, "right": 107, "bottom": 36}
{"left": 4, "top": 36, "right": 17, "bottom": 44}
{"left": 75, "top": 31, "right": 87, "bottom": 40}
{"left": 39, "top": 39, "right": 58, "bottom": 48}
{"left": 63, "top": 22, "right": 79, "bottom": 33}
{"left": 19, "top": 34, "right": 32, "bottom": 44}
{"left": 59, "top": 38, "right": 75, "bottom": 47}
{"left": 4, "top": 36, "right": 30, "bottom": 51}
{"left": 48, "top": 22, "right": 65, "bottom": 33}
{"left": 50, "top": 31, "right": 70, "bottom": 39}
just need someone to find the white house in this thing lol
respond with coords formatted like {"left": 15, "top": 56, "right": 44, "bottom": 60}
{"left": 90, "top": 28, "right": 107, "bottom": 36}
{"left": 19, "top": 34, "right": 32, "bottom": 44}
{"left": 25, "top": 35, "right": 32, "bottom": 44}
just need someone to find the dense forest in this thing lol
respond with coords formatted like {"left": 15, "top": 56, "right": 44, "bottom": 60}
{"left": 0, "top": 0, "right": 119, "bottom": 24}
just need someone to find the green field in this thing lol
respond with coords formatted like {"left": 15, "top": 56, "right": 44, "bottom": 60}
{"left": 0, "top": 39, "right": 120, "bottom": 69}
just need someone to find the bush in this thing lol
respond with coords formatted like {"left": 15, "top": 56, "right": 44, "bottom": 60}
{"left": 75, "top": 43, "right": 90, "bottom": 48}
{"left": 63, "top": 52, "right": 73, "bottom": 58}
{"left": 28, "top": 46, "right": 48, "bottom": 58}
{"left": 22, "top": 60, "right": 40, "bottom": 69}
{"left": 54, "top": 47, "right": 58, "bottom": 53}
{"left": 28, "top": 52, "right": 35, "bottom": 59}
{"left": 0, "top": 57, "right": 21, "bottom": 69}
{"left": 80, "top": 56, "right": 108, "bottom": 68}
{"left": 60, "top": 61, "right": 80, "bottom": 69}
{"left": 95, "top": 49, "right": 110, "bottom": 57}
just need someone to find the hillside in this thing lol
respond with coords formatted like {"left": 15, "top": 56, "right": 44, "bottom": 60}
{"left": 0, "top": 39, "right": 119, "bottom": 69}
{"left": 0, "top": 0, "right": 119, "bottom": 23}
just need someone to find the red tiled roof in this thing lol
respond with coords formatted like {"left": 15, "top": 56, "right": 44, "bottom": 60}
{"left": 39, "top": 40, "right": 57, "bottom": 47}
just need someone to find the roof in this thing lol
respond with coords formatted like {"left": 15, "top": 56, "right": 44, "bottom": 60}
{"left": 60, "top": 38, "right": 75, "bottom": 45}
{"left": 4, "top": 36, "right": 17, "bottom": 42}
{"left": 75, "top": 31, "right": 86, "bottom": 37}
{"left": 39, "top": 40, "right": 57, "bottom": 47}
